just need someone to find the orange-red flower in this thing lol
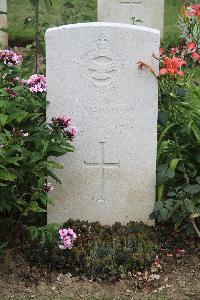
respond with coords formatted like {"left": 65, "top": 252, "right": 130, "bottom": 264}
{"left": 186, "top": 41, "right": 197, "bottom": 52}
{"left": 188, "top": 4, "right": 200, "bottom": 17}
{"left": 159, "top": 57, "right": 187, "bottom": 77}
{"left": 191, "top": 52, "right": 200, "bottom": 62}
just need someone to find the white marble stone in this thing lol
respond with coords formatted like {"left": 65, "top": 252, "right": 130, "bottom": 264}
{"left": 46, "top": 22, "right": 159, "bottom": 225}
{"left": 98, "top": 0, "right": 164, "bottom": 38}
{"left": 0, "top": 0, "right": 7, "bottom": 48}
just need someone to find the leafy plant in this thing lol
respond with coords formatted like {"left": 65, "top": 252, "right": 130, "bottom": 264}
{"left": 149, "top": 1, "right": 200, "bottom": 236}
{"left": 0, "top": 51, "right": 77, "bottom": 227}
{"left": 23, "top": 220, "right": 160, "bottom": 281}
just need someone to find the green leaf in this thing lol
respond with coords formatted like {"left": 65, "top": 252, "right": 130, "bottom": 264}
{"left": 167, "top": 159, "right": 181, "bottom": 179}
{"left": 0, "top": 114, "right": 8, "bottom": 127}
{"left": 157, "top": 123, "right": 176, "bottom": 162}
{"left": 46, "top": 169, "right": 62, "bottom": 184}
{"left": 0, "top": 169, "right": 16, "bottom": 181}
{"left": 191, "top": 124, "right": 200, "bottom": 144}
{"left": 0, "top": 27, "right": 8, "bottom": 33}
{"left": 158, "top": 111, "right": 168, "bottom": 124}
{"left": 196, "top": 176, "right": 200, "bottom": 184}
{"left": 154, "top": 201, "right": 163, "bottom": 212}
{"left": 165, "top": 198, "right": 174, "bottom": 209}
{"left": 44, "top": 0, "right": 52, "bottom": 11}
{"left": 30, "top": 201, "right": 46, "bottom": 213}
{"left": 158, "top": 208, "right": 169, "bottom": 222}
{"left": 63, "top": 1, "right": 75, "bottom": 8}
{"left": 39, "top": 161, "right": 63, "bottom": 169}
{"left": 0, "top": 11, "right": 7, "bottom": 15}
{"left": 184, "top": 199, "right": 195, "bottom": 213}
{"left": 176, "top": 87, "right": 186, "bottom": 97}
{"left": 183, "top": 184, "right": 200, "bottom": 194}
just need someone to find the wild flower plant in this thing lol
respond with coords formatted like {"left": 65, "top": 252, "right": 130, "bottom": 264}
{"left": 0, "top": 50, "right": 77, "bottom": 224}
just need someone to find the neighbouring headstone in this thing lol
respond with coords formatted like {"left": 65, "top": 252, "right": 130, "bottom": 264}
{"left": 98, "top": 0, "right": 164, "bottom": 38}
{"left": 0, "top": 0, "right": 8, "bottom": 48}
{"left": 46, "top": 22, "right": 159, "bottom": 225}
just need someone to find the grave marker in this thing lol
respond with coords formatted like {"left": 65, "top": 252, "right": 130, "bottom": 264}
{"left": 46, "top": 23, "right": 159, "bottom": 225}
{"left": 98, "top": 0, "right": 164, "bottom": 37}
{"left": 0, "top": 0, "right": 8, "bottom": 48}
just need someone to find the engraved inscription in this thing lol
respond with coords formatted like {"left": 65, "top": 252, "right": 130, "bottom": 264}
{"left": 74, "top": 38, "right": 126, "bottom": 92}
{"left": 84, "top": 142, "right": 119, "bottom": 202}
{"left": 120, "top": 1, "right": 143, "bottom": 4}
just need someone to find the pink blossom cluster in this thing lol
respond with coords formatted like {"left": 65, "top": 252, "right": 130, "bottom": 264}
{"left": 52, "top": 116, "right": 78, "bottom": 139}
{"left": 187, "top": 4, "right": 200, "bottom": 17}
{"left": 26, "top": 74, "right": 47, "bottom": 93}
{"left": 43, "top": 182, "right": 54, "bottom": 193}
{"left": 0, "top": 50, "right": 22, "bottom": 66}
{"left": 5, "top": 87, "right": 18, "bottom": 98}
{"left": 52, "top": 115, "right": 72, "bottom": 129}
{"left": 59, "top": 228, "right": 77, "bottom": 250}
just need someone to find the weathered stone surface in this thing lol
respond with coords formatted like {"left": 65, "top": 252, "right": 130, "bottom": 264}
{"left": 98, "top": 0, "right": 164, "bottom": 37}
{"left": 46, "top": 22, "right": 159, "bottom": 225}
{"left": 0, "top": 0, "right": 8, "bottom": 47}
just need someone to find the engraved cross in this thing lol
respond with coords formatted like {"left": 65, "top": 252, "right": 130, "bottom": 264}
{"left": 84, "top": 142, "right": 119, "bottom": 202}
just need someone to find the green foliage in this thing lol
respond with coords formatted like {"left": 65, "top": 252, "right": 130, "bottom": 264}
{"left": 23, "top": 220, "right": 160, "bottom": 281}
{"left": 28, "top": 223, "right": 60, "bottom": 243}
{"left": 0, "top": 242, "right": 7, "bottom": 257}
{"left": 61, "top": 0, "right": 96, "bottom": 24}
{"left": 152, "top": 83, "right": 200, "bottom": 232}
{"left": 150, "top": 0, "right": 200, "bottom": 237}
{"left": 0, "top": 60, "right": 75, "bottom": 223}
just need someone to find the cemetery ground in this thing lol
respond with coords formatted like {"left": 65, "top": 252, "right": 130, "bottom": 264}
{"left": 0, "top": 232, "right": 199, "bottom": 300}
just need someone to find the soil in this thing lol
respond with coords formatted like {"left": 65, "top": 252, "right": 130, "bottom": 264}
{"left": 0, "top": 244, "right": 199, "bottom": 300}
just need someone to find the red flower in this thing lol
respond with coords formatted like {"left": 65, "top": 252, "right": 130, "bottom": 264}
{"left": 160, "top": 57, "right": 187, "bottom": 77}
{"left": 170, "top": 47, "right": 179, "bottom": 55}
{"left": 159, "top": 47, "right": 165, "bottom": 57}
{"left": 186, "top": 41, "right": 197, "bottom": 53}
{"left": 188, "top": 4, "right": 200, "bottom": 17}
{"left": 191, "top": 51, "right": 200, "bottom": 62}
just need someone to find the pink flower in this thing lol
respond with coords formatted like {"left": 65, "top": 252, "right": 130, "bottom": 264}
{"left": 170, "top": 47, "right": 179, "bottom": 55}
{"left": 43, "top": 182, "right": 54, "bottom": 193}
{"left": 5, "top": 87, "right": 18, "bottom": 98}
{"left": 21, "top": 79, "right": 27, "bottom": 86}
{"left": 176, "top": 249, "right": 186, "bottom": 254}
{"left": 27, "top": 74, "right": 47, "bottom": 94}
{"left": 159, "top": 47, "right": 165, "bottom": 57}
{"left": 59, "top": 228, "right": 77, "bottom": 250}
{"left": 65, "top": 126, "right": 78, "bottom": 139}
{"left": 188, "top": 4, "right": 200, "bottom": 17}
{"left": 52, "top": 115, "right": 72, "bottom": 129}
{"left": 0, "top": 50, "right": 22, "bottom": 66}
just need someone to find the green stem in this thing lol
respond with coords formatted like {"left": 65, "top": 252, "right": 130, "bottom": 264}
{"left": 190, "top": 219, "right": 200, "bottom": 238}
{"left": 173, "top": 132, "right": 189, "bottom": 184}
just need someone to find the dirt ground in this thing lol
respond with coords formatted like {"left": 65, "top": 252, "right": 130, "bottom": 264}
{"left": 0, "top": 244, "right": 199, "bottom": 300}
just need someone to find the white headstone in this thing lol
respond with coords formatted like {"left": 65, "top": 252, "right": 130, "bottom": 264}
{"left": 46, "top": 23, "right": 159, "bottom": 225}
{"left": 0, "top": 0, "right": 7, "bottom": 48}
{"left": 98, "top": 0, "right": 164, "bottom": 38}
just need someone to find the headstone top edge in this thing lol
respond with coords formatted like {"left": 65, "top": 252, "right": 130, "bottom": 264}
{"left": 45, "top": 22, "right": 160, "bottom": 37}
